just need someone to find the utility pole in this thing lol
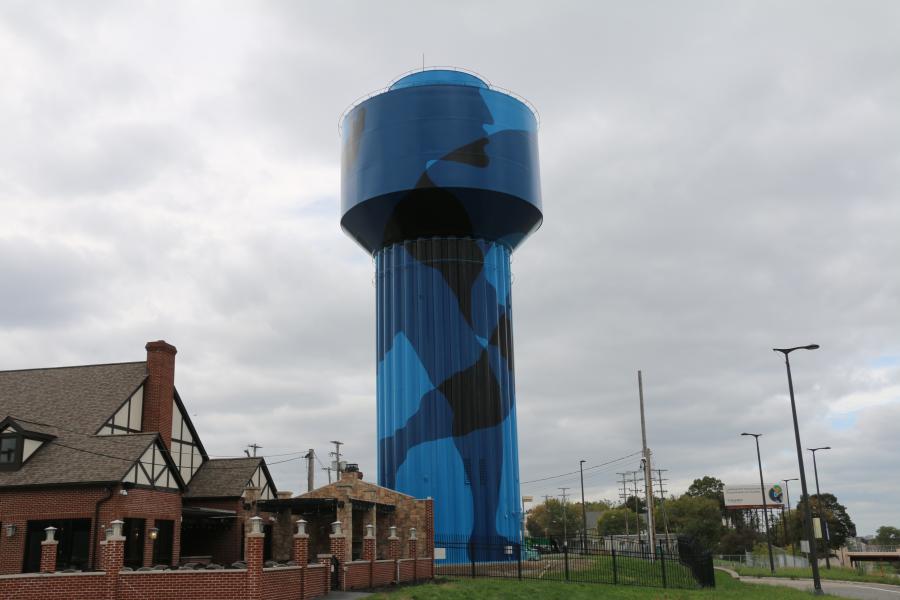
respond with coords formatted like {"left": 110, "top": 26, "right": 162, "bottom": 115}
{"left": 559, "top": 487, "right": 570, "bottom": 548}
{"left": 617, "top": 473, "right": 630, "bottom": 536}
{"left": 655, "top": 469, "right": 671, "bottom": 547}
{"left": 304, "top": 449, "right": 315, "bottom": 492}
{"left": 631, "top": 471, "right": 642, "bottom": 549}
{"left": 248, "top": 443, "right": 262, "bottom": 457}
{"left": 323, "top": 465, "right": 333, "bottom": 484}
{"left": 579, "top": 460, "right": 587, "bottom": 552}
{"left": 329, "top": 440, "right": 343, "bottom": 475}
{"left": 638, "top": 371, "right": 657, "bottom": 555}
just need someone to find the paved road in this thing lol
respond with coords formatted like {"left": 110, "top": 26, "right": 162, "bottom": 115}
{"left": 738, "top": 576, "right": 900, "bottom": 599}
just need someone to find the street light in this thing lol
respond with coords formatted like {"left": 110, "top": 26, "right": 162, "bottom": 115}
{"left": 783, "top": 478, "right": 799, "bottom": 553}
{"left": 741, "top": 433, "right": 775, "bottom": 574}
{"left": 808, "top": 446, "right": 832, "bottom": 569}
{"left": 773, "top": 344, "right": 822, "bottom": 595}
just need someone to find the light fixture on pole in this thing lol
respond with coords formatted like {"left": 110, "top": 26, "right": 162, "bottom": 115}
{"left": 808, "top": 446, "right": 832, "bottom": 569}
{"left": 773, "top": 344, "right": 822, "bottom": 595}
{"left": 741, "top": 433, "right": 776, "bottom": 575}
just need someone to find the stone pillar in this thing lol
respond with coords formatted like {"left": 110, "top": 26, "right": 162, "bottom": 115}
{"left": 329, "top": 520, "right": 346, "bottom": 590}
{"left": 245, "top": 517, "right": 265, "bottom": 600}
{"left": 101, "top": 520, "right": 126, "bottom": 600}
{"left": 40, "top": 526, "right": 58, "bottom": 574}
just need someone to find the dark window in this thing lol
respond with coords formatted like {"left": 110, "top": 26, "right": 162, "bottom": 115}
{"left": 123, "top": 518, "right": 146, "bottom": 569}
{"left": 23, "top": 519, "right": 91, "bottom": 572}
{"left": 151, "top": 520, "right": 174, "bottom": 567}
{"left": 479, "top": 459, "right": 487, "bottom": 484}
{"left": 0, "top": 436, "right": 18, "bottom": 466}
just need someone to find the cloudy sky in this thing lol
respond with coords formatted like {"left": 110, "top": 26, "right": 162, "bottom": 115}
{"left": 1, "top": 2, "right": 898, "bottom": 535}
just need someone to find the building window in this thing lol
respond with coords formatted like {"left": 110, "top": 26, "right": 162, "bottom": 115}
{"left": 0, "top": 435, "right": 20, "bottom": 470}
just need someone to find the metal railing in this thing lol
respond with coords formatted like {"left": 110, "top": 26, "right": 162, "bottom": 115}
{"left": 433, "top": 534, "right": 714, "bottom": 589}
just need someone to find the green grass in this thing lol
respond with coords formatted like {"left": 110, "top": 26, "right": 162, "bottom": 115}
{"left": 366, "top": 572, "right": 817, "bottom": 599}
{"left": 727, "top": 564, "right": 900, "bottom": 586}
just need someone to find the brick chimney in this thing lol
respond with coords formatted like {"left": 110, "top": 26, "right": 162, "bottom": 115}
{"left": 143, "top": 340, "right": 177, "bottom": 449}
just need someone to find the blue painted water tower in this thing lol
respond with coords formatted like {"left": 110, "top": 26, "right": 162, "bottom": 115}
{"left": 340, "top": 69, "right": 542, "bottom": 555}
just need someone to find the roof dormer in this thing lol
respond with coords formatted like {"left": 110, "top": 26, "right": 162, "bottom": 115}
{"left": 0, "top": 417, "right": 56, "bottom": 472}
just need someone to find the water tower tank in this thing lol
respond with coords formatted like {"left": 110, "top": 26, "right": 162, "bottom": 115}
{"left": 340, "top": 68, "right": 542, "bottom": 554}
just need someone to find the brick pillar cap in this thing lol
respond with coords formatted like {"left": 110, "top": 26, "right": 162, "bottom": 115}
{"left": 41, "top": 540, "right": 59, "bottom": 546}
{"left": 146, "top": 340, "right": 177, "bottom": 354}
{"left": 294, "top": 533, "right": 309, "bottom": 539}
{"left": 388, "top": 535, "right": 399, "bottom": 540}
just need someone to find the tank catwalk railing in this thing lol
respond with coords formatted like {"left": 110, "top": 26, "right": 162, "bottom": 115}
{"left": 433, "top": 534, "right": 715, "bottom": 589}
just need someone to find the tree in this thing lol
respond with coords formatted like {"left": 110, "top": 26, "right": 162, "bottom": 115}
{"left": 666, "top": 495, "right": 723, "bottom": 551}
{"left": 788, "top": 493, "right": 856, "bottom": 551}
{"left": 875, "top": 526, "right": 900, "bottom": 546}
{"left": 596, "top": 508, "right": 637, "bottom": 536}
{"left": 620, "top": 495, "right": 646, "bottom": 513}
{"left": 717, "top": 527, "right": 760, "bottom": 554}
{"left": 525, "top": 499, "right": 581, "bottom": 539}
{"left": 685, "top": 476, "right": 725, "bottom": 511}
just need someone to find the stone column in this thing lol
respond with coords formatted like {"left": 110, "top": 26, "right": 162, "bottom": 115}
{"left": 40, "top": 526, "right": 58, "bottom": 574}
{"left": 101, "top": 520, "right": 126, "bottom": 600}
{"left": 246, "top": 516, "right": 265, "bottom": 600}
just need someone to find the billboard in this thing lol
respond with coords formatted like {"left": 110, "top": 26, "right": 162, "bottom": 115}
{"left": 724, "top": 484, "right": 785, "bottom": 508}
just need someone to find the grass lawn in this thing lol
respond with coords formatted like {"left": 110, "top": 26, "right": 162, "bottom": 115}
{"left": 729, "top": 564, "right": 900, "bottom": 586}
{"left": 366, "top": 572, "right": 817, "bottom": 599}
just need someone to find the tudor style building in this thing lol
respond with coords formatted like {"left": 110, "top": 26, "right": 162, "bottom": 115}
{"left": 0, "top": 341, "right": 278, "bottom": 574}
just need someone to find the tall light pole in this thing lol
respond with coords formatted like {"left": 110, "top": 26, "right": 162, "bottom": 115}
{"left": 741, "top": 433, "right": 776, "bottom": 574}
{"left": 774, "top": 344, "right": 822, "bottom": 595}
{"left": 579, "top": 460, "right": 587, "bottom": 553}
{"left": 808, "top": 446, "right": 832, "bottom": 569}
{"left": 783, "top": 477, "right": 799, "bottom": 555}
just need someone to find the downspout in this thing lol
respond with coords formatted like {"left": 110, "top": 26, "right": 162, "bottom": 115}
{"left": 92, "top": 486, "right": 114, "bottom": 570}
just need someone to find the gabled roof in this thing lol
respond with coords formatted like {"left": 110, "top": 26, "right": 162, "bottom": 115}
{"left": 0, "top": 430, "right": 161, "bottom": 488}
{"left": 0, "top": 361, "right": 152, "bottom": 488}
{"left": 184, "top": 457, "right": 274, "bottom": 499}
{"left": 0, "top": 362, "right": 147, "bottom": 435}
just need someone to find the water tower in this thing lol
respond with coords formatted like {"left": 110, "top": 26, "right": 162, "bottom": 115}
{"left": 340, "top": 69, "right": 542, "bottom": 551}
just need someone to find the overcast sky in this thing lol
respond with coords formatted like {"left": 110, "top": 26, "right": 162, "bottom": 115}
{"left": 1, "top": 1, "right": 898, "bottom": 536}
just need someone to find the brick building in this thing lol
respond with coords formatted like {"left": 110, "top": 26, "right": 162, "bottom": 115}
{"left": 0, "top": 340, "right": 280, "bottom": 574}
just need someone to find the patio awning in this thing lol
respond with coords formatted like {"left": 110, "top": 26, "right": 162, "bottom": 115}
{"left": 256, "top": 497, "right": 341, "bottom": 515}
{"left": 182, "top": 506, "right": 237, "bottom": 519}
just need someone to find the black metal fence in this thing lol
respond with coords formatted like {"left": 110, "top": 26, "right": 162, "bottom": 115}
{"left": 433, "top": 534, "right": 715, "bottom": 589}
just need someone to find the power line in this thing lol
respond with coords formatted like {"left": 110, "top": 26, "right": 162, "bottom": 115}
{"left": 521, "top": 451, "right": 642, "bottom": 485}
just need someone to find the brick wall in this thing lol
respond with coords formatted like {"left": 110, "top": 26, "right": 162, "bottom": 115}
{"left": 0, "top": 485, "right": 181, "bottom": 574}
{"left": 0, "top": 571, "right": 107, "bottom": 598}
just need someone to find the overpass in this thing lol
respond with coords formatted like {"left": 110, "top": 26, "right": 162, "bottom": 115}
{"left": 846, "top": 545, "right": 900, "bottom": 564}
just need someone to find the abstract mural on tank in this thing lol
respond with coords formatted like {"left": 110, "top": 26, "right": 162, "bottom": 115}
{"left": 340, "top": 69, "right": 542, "bottom": 559}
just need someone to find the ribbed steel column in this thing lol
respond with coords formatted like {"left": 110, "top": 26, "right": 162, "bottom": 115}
{"left": 375, "top": 238, "right": 521, "bottom": 551}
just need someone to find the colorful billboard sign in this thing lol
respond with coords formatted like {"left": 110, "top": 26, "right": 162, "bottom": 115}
{"left": 724, "top": 484, "right": 785, "bottom": 508}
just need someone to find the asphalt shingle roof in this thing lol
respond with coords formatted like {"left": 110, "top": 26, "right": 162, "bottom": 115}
{"left": 0, "top": 362, "right": 153, "bottom": 488}
{"left": 184, "top": 457, "right": 262, "bottom": 498}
